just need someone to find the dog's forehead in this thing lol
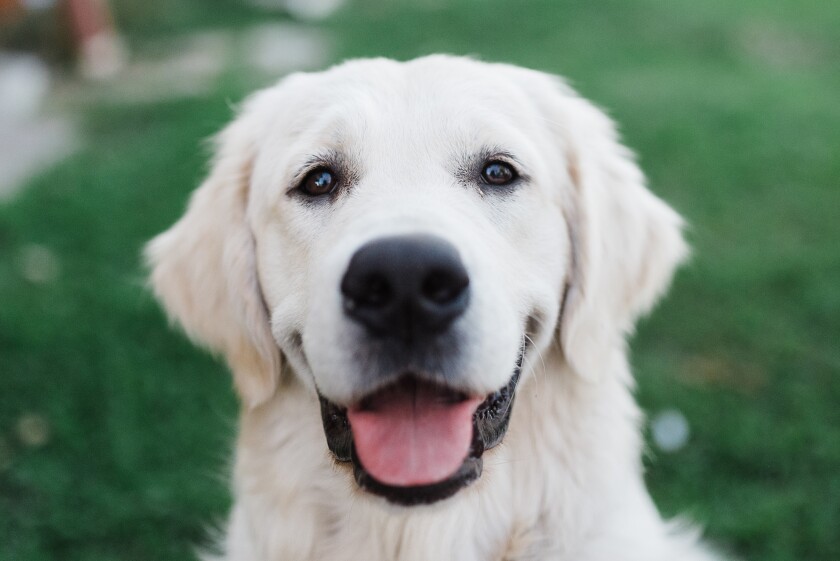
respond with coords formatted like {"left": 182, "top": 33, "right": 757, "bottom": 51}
{"left": 312, "top": 57, "right": 531, "bottom": 109}
{"left": 275, "top": 58, "right": 541, "bottom": 148}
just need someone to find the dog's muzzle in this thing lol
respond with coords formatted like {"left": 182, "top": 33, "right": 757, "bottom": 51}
{"left": 316, "top": 234, "right": 524, "bottom": 505}
{"left": 318, "top": 345, "right": 524, "bottom": 506}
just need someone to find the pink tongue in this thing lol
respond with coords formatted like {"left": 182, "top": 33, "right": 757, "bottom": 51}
{"left": 347, "top": 383, "right": 481, "bottom": 487}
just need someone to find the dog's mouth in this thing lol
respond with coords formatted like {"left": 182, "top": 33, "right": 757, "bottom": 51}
{"left": 318, "top": 345, "right": 524, "bottom": 506}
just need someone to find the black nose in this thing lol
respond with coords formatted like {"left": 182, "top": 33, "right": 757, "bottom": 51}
{"left": 340, "top": 234, "right": 470, "bottom": 342}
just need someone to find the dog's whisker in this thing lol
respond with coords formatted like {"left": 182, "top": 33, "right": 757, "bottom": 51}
{"left": 484, "top": 457, "right": 528, "bottom": 466}
{"left": 522, "top": 333, "right": 548, "bottom": 408}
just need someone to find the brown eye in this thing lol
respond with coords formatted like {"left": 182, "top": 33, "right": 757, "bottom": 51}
{"left": 481, "top": 161, "right": 516, "bottom": 186}
{"left": 300, "top": 167, "right": 338, "bottom": 196}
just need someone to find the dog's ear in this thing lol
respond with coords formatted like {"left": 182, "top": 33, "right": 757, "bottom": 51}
{"left": 145, "top": 93, "right": 281, "bottom": 408}
{"left": 533, "top": 75, "right": 689, "bottom": 381}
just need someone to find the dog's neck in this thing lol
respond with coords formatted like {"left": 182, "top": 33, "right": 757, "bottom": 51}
{"left": 223, "top": 346, "right": 654, "bottom": 561}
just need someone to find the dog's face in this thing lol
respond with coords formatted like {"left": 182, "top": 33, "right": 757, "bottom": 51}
{"left": 147, "top": 56, "right": 687, "bottom": 506}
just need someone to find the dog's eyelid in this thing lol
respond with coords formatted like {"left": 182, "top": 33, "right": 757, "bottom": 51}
{"left": 484, "top": 152, "right": 519, "bottom": 167}
{"left": 453, "top": 148, "right": 528, "bottom": 190}
{"left": 289, "top": 164, "right": 320, "bottom": 183}
{"left": 481, "top": 147, "right": 530, "bottom": 175}
{"left": 477, "top": 151, "right": 530, "bottom": 188}
{"left": 285, "top": 151, "right": 356, "bottom": 200}
{"left": 291, "top": 155, "right": 335, "bottom": 184}
{"left": 504, "top": 157, "right": 531, "bottom": 179}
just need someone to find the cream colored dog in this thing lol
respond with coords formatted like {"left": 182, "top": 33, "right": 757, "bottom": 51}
{"left": 146, "top": 55, "right": 722, "bottom": 561}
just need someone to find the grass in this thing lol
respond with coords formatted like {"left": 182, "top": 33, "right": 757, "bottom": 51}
{"left": 1, "top": 0, "right": 838, "bottom": 559}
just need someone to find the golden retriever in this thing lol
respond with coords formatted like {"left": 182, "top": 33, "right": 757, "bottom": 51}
{"left": 146, "top": 55, "right": 722, "bottom": 561}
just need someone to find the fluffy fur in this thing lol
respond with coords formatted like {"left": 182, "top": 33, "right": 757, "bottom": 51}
{"left": 146, "top": 55, "right": 722, "bottom": 561}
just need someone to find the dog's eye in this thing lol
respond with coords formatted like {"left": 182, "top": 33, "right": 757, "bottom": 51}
{"left": 481, "top": 161, "right": 517, "bottom": 186}
{"left": 299, "top": 167, "right": 338, "bottom": 197}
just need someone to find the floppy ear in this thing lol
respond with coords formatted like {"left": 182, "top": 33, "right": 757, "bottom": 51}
{"left": 145, "top": 94, "right": 281, "bottom": 407}
{"left": 544, "top": 79, "right": 689, "bottom": 381}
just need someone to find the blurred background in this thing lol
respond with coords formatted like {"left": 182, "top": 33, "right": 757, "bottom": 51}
{"left": 0, "top": 1, "right": 838, "bottom": 559}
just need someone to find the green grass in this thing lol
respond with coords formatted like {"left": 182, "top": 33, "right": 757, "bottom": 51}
{"left": 109, "top": 0, "right": 272, "bottom": 38}
{"left": 1, "top": 1, "right": 838, "bottom": 560}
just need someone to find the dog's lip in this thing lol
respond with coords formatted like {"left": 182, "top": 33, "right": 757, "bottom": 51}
{"left": 317, "top": 341, "right": 525, "bottom": 505}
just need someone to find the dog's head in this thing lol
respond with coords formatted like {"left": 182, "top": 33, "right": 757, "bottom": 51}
{"left": 146, "top": 56, "right": 687, "bottom": 506}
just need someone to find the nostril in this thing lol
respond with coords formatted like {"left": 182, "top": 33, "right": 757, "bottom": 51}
{"left": 421, "top": 270, "right": 469, "bottom": 304}
{"left": 360, "top": 274, "right": 392, "bottom": 307}
{"left": 342, "top": 273, "right": 393, "bottom": 309}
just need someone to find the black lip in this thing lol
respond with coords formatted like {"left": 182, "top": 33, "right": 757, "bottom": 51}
{"left": 318, "top": 344, "right": 525, "bottom": 505}
{"left": 352, "top": 448, "right": 484, "bottom": 506}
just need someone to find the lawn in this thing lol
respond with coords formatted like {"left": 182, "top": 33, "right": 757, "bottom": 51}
{"left": 1, "top": 0, "right": 838, "bottom": 560}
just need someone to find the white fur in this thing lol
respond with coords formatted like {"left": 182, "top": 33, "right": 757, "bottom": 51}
{"left": 146, "top": 56, "right": 723, "bottom": 561}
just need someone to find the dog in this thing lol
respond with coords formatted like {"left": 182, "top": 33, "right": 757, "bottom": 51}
{"left": 146, "top": 55, "right": 723, "bottom": 561}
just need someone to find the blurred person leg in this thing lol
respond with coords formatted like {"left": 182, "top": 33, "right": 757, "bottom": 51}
{"left": 63, "top": 0, "right": 125, "bottom": 79}
{"left": 0, "top": 0, "right": 24, "bottom": 23}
